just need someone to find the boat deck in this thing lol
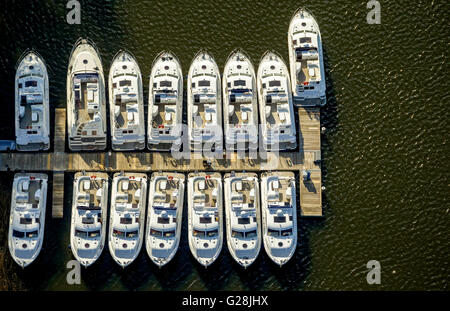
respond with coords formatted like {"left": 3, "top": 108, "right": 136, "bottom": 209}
{"left": 0, "top": 106, "right": 323, "bottom": 218}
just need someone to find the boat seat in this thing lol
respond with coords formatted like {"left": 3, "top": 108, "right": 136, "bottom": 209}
{"left": 193, "top": 193, "right": 206, "bottom": 202}
{"left": 152, "top": 105, "right": 159, "bottom": 117}
{"left": 22, "top": 181, "right": 29, "bottom": 191}
{"left": 135, "top": 189, "right": 141, "bottom": 201}
{"left": 77, "top": 193, "right": 89, "bottom": 201}
{"left": 205, "top": 112, "right": 212, "bottom": 122}
{"left": 34, "top": 189, "right": 41, "bottom": 201}
{"left": 32, "top": 112, "right": 38, "bottom": 122}
{"left": 83, "top": 180, "right": 90, "bottom": 191}
{"left": 96, "top": 188, "right": 102, "bottom": 199}
{"left": 122, "top": 180, "right": 129, "bottom": 191}
{"left": 242, "top": 111, "right": 248, "bottom": 122}
{"left": 228, "top": 105, "right": 235, "bottom": 117}
{"left": 116, "top": 193, "right": 128, "bottom": 201}
{"left": 160, "top": 180, "right": 167, "bottom": 190}
{"left": 192, "top": 105, "right": 198, "bottom": 115}
{"left": 235, "top": 181, "right": 243, "bottom": 191}
{"left": 127, "top": 112, "right": 134, "bottom": 122}
{"left": 114, "top": 105, "right": 121, "bottom": 117}
{"left": 211, "top": 188, "right": 218, "bottom": 198}
{"left": 198, "top": 180, "right": 205, "bottom": 190}
{"left": 286, "top": 186, "right": 292, "bottom": 198}
{"left": 272, "top": 180, "right": 280, "bottom": 189}
{"left": 265, "top": 106, "right": 271, "bottom": 118}
{"left": 279, "top": 112, "right": 286, "bottom": 122}
{"left": 267, "top": 191, "right": 279, "bottom": 202}
{"left": 309, "top": 67, "right": 316, "bottom": 77}
{"left": 16, "top": 194, "right": 29, "bottom": 203}
{"left": 249, "top": 188, "right": 255, "bottom": 198}
{"left": 165, "top": 112, "right": 172, "bottom": 121}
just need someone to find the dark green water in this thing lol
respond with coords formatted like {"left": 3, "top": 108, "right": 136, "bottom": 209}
{"left": 0, "top": 0, "right": 448, "bottom": 290}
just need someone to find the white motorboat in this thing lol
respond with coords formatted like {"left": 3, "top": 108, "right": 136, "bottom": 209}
{"left": 288, "top": 8, "right": 326, "bottom": 106}
{"left": 70, "top": 172, "right": 109, "bottom": 267}
{"left": 15, "top": 51, "right": 50, "bottom": 151}
{"left": 257, "top": 51, "right": 297, "bottom": 151}
{"left": 224, "top": 172, "right": 261, "bottom": 268}
{"left": 108, "top": 50, "right": 145, "bottom": 151}
{"left": 67, "top": 38, "right": 107, "bottom": 151}
{"left": 223, "top": 49, "right": 258, "bottom": 151}
{"left": 148, "top": 51, "right": 183, "bottom": 151}
{"left": 108, "top": 172, "right": 147, "bottom": 267}
{"left": 187, "top": 172, "right": 223, "bottom": 267}
{"left": 146, "top": 172, "right": 185, "bottom": 267}
{"left": 187, "top": 50, "right": 223, "bottom": 153}
{"left": 8, "top": 173, "right": 48, "bottom": 267}
{"left": 261, "top": 171, "right": 297, "bottom": 266}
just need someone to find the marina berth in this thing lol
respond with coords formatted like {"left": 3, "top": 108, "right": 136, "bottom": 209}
{"left": 288, "top": 8, "right": 326, "bottom": 106}
{"left": 187, "top": 172, "right": 223, "bottom": 267}
{"left": 146, "top": 172, "right": 185, "bottom": 267}
{"left": 187, "top": 50, "right": 223, "bottom": 153}
{"left": 257, "top": 51, "right": 297, "bottom": 151}
{"left": 108, "top": 51, "right": 145, "bottom": 151}
{"left": 224, "top": 172, "right": 261, "bottom": 268}
{"left": 148, "top": 51, "right": 183, "bottom": 151}
{"left": 261, "top": 171, "right": 297, "bottom": 266}
{"left": 8, "top": 173, "right": 48, "bottom": 267}
{"left": 108, "top": 172, "right": 147, "bottom": 267}
{"left": 70, "top": 172, "right": 109, "bottom": 267}
{"left": 15, "top": 51, "right": 50, "bottom": 151}
{"left": 66, "top": 38, "right": 107, "bottom": 151}
{"left": 223, "top": 49, "right": 259, "bottom": 151}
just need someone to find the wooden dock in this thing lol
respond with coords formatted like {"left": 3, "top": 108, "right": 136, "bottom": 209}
{"left": 52, "top": 172, "right": 64, "bottom": 218}
{"left": 0, "top": 107, "right": 323, "bottom": 217}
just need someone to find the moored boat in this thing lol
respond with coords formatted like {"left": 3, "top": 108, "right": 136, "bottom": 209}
{"left": 108, "top": 50, "right": 145, "bottom": 151}
{"left": 15, "top": 51, "right": 50, "bottom": 151}
{"left": 261, "top": 171, "right": 297, "bottom": 266}
{"left": 224, "top": 172, "right": 261, "bottom": 268}
{"left": 257, "top": 51, "right": 297, "bottom": 151}
{"left": 146, "top": 172, "right": 185, "bottom": 267}
{"left": 70, "top": 172, "right": 109, "bottom": 267}
{"left": 288, "top": 8, "right": 326, "bottom": 106}
{"left": 8, "top": 173, "right": 48, "bottom": 267}
{"left": 148, "top": 51, "right": 183, "bottom": 151}
{"left": 108, "top": 172, "right": 147, "bottom": 267}
{"left": 187, "top": 172, "right": 223, "bottom": 267}
{"left": 67, "top": 38, "right": 107, "bottom": 151}
{"left": 223, "top": 49, "right": 258, "bottom": 151}
{"left": 187, "top": 50, "right": 223, "bottom": 153}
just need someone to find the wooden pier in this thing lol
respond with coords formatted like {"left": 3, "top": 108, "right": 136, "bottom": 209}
{"left": 0, "top": 107, "right": 323, "bottom": 217}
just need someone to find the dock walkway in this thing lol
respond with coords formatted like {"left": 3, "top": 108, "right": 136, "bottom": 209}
{"left": 0, "top": 107, "right": 323, "bottom": 217}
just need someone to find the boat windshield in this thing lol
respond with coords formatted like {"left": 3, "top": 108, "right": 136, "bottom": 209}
{"left": 246, "top": 230, "right": 257, "bottom": 238}
{"left": 26, "top": 230, "right": 39, "bottom": 238}
{"left": 237, "top": 217, "right": 250, "bottom": 225}
{"left": 281, "top": 228, "right": 293, "bottom": 236}
{"left": 206, "top": 229, "right": 218, "bottom": 237}
{"left": 193, "top": 229, "right": 205, "bottom": 237}
{"left": 126, "top": 230, "right": 138, "bottom": 238}
{"left": 75, "top": 229, "right": 87, "bottom": 237}
{"left": 113, "top": 229, "right": 126, "bottom": 237}
{"left": 163, "top": 230, "right": 176, "bottom": 238}
{"left": 234, "top": 80, "right": 246, "bottom": 87}
{"left": 232, "top": 229, "right": 257, "bottom": 238}
{"left": 12, "top": 230, "right": 25, "bottom": 238}
{"left": 268, "top": 80, "right": 281, "bottom": 87}
{"left": 267, "top": 228, "right": 280, "bottom": 237}
{"left": 150, "top": 228, "right": 162, "bottom": 237}
{"left": 274, "top": 216, "right": 286, "bottom": 223}
{"left": 88, "top": 230, "right": 101, "bottom": 238}
{"left": 231, "top": 230, "right": 244, "bottom": 238}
